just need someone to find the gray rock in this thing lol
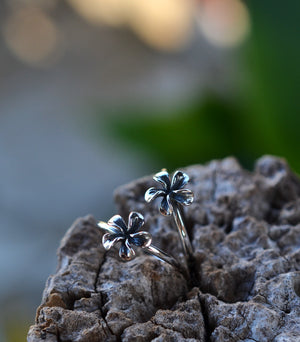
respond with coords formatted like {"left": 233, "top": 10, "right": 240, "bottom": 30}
{"left": 28, "top": 156, "right": 300, "bottom": 341}
{"left": 122, "top": 288, "right": 204, "bottom": 342}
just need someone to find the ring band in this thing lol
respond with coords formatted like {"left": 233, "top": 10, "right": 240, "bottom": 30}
{"left": 143, "top": 244, "right": 181, "bottom": 269}
{"left": 172, "top": 202, "right": 193, "bottom": 257}
{"left": 144, "top": 169, "right": 194, "bottom": 258}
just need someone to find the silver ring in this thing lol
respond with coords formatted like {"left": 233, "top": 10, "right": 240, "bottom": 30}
{"left": 97, "top": 212, "right": 181, "bottom": 270}
{"left": 144, "top": 169, "right": 194, "bottom": 258}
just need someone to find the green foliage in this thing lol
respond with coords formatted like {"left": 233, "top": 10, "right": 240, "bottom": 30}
{"left": 243, "top": 1, "right": 300, "bottom": 171}
{"left": 100, "top": 0, "right": 300, "bottom": 173}
{"left": 104, "top": 95, "right": 256, "bottom": 171}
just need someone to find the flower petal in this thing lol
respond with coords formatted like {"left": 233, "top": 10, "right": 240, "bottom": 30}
{"left": 171, "top": 189, "right": 194, "bottom": 206}
{"left": 108, "top": 215, "right": 127, "bottom": 233}
{"left": 119, "top": 240, "right": 135, "bottom": 261}
{"left": 171, "top": 171, "right": 189, "bottom": 190}
{"left": 102, "top": 233, "right": 123, "bottom": 250}
{"left": 129, "top": 231, "right": 152, "bottom": 248}
{"left": 144, "top": 187, "right": 165, "bottom": 203}
{"left": 98, "top": 221, "right": 120, "bottom": 234}
{"left": 160, "top": 195, "right": 173, "bottom": 216}
{"left": 128, "top": 212, "right": 144, "bottom": 234}
{"left": 153, "top": 170, "right": 171, "bottom": 190}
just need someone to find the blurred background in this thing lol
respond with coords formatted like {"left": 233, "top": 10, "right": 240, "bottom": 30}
{"left": 0, "top": 0, "right": 299, "bottom": 340}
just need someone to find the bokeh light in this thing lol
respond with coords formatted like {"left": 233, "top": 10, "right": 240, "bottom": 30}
{"left": 67, "top": 0, "right": 127, "bottom": 27}
{"left": 67, "top": 0, "right": 193, "bottom": 51}
{"left": 128, "top": 0, "right": 193, "bottom": 51}
{"left": 197, "top": 0, "right": 251, "bottom": 47}
{"left": 65, "top": 0, "right": 252, "bottom": 51}
{"left": 3, "top": 7, "right": 61, "bottom": 67}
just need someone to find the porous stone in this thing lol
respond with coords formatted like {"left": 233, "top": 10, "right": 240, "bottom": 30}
{"left": 28, "top": 156, "right": 300, "bottom": 341}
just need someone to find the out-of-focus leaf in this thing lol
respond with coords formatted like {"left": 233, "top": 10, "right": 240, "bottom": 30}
{"left": 103, "top": 95, "right": 256, "bottom": 170}
{"left": 243, "top": 0, "right": 300, "bottom": 171}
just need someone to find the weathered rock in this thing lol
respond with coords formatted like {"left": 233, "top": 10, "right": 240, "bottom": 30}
{"left": 122, "top": 288, "right": 204, "bottom": 342}
{"left": 28, "top": 156, "right": 300, "bottom": 341}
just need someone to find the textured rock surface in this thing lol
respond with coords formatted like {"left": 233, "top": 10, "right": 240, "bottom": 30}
{"left": 28, "top": 156, "right": 300, "bottom": 341}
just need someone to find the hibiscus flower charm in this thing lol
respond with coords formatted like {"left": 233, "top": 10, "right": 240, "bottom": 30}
{"left": 145, "top": 170, "right": 194, "bottom": 216}
{"left": 99, "top": 212, "right": 151, "bottom": 261}
{"left": 98, "top": 211, "right": 181, "bottom": 269}
{"left": 145, "top": 170, "right": 194, "bottom": 258}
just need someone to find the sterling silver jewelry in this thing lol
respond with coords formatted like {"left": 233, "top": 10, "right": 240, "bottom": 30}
{"left": 97, "top": 211, "right": 181, "bottom": 269}
{"left": 144, "top": 170, "right": 194, "bottom": 257}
